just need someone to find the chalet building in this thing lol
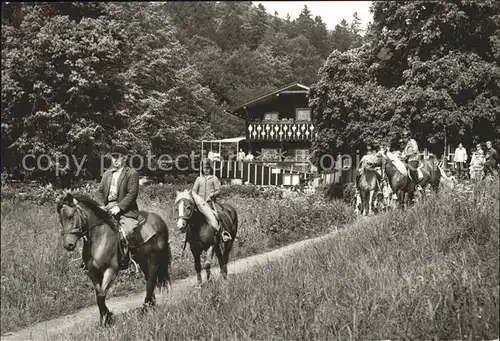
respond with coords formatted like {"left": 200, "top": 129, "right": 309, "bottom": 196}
{"left": 229, "top": 83, "right": 317, "bottom": 174}
{"left": 202, "top": 82, "right": 348, "bottom": 187}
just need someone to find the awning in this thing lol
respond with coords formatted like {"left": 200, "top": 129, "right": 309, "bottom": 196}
{"left": 198, "top": 136, "right": 246, "bottom": 143}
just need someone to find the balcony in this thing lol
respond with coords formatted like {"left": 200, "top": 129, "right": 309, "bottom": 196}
{"left": 247, "top": 119, "right": 317, "bottom": 141}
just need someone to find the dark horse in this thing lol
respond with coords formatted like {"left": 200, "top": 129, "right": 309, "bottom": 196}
{"left": 374, "top": 151, "right": 443, "bottom": 208}
{"left": 372, "top": 151, "right": 413, "bottom": 209}
{"left": 174, "top": 190, "right": 238, "bottom": 286}
{"left": 358, "top": 166, "right": 382, "bottom": 216}
{"left": 416, "top": 155, "right": 442, "bottom": 195}
{"left": 57, "top": 192, "right": 172, "bottom": 326}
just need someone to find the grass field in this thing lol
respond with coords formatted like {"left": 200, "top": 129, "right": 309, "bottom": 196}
{"left": 0, "top": 183, "right": 354, "bottom": 334}
{"left": 55, "top": 178, "right": 499, "bottom": 340}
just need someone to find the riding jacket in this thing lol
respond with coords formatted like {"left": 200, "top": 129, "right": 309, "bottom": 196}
{"left": 193, "top": 174, "right": 221, "bottom": 202}
{"left": 98, "top": 166, "right": 139, "bottom": 218}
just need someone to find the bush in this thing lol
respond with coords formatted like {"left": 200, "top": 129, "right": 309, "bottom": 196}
{"left": 219, "top": 184, "right": 283, "bottom": 200}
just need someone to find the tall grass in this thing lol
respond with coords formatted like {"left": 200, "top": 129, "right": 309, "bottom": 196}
{"left": 60, "top": 178, "right": 499, "bottom": 340}
{"left": 0, "top": 183, "right": 354, "bottom": 334}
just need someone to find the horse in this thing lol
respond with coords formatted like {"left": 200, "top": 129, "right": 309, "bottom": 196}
{"left": 174, "top": 190, "right": 238, "bottom": 286}
{"left": 57, "top": 192, "right": 172, "bottom": 326}
{"left": 413, "top": 156, "right": 442, "bottom": 200}
{"left": 372, "top": 151, "right": 414, "bottom": 209}
{"left": 357, "top": 166, "right": 382, "bottom": 216}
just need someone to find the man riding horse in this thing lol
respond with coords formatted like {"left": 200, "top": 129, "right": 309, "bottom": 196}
{"left": 96, "top": 144, "right": 140, "bottom": 270}
{"left": 402, "top": 130, "right": 423, "bottom": 193}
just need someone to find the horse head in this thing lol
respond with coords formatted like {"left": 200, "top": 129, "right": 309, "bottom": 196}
{"left": 174, "top": 190, "right": 196, "bottom": 232}
{"left": 56, "top": 191, "right": 109, "bottom": 251}
{"left": 56, "top": 191, "right": 87, "bottom": 251}
{"left": 370, "top": 150, "right": 385, "bottom": 169}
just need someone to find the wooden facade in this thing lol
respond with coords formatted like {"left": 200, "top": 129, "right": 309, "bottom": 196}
{"left": 212, "top": 160, "right": 310, "bottom": 187}
{"left": 230, "top": 83, "right": 316, "bottom": 174}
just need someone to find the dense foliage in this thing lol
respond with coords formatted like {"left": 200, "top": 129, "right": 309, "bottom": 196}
{"left": 2, "top": 2, "right": 364, "bottom": 180}
{"left": 310, "top": 0, "right": 500, "bottom": 162}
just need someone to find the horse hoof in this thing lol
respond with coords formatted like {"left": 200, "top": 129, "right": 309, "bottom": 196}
{"left": 103, "top": 312, "right": 114, "bottom": 326}
{"left": 141, "top": 303, "right": 156, "bottom": 313}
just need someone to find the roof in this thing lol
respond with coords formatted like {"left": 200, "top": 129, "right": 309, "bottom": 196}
{"left": 228, "top": 82, "right": 310, "bottom": 117}
{"left": 197, "top": 136, "right": 246, "bottom": 143}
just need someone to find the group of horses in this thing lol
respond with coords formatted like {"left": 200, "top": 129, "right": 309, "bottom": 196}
{"left": 356, "top": 149, "right": 447, "bottom": 216}
{"left": 56, "top": 190, "right": 238, "bottom": 326}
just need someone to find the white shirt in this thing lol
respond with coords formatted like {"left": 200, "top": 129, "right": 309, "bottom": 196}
{"left": 454, "top": 147, "right": 468, "bottom": 163}
{"left": 108, "top": 166, "right": 124, "bottom": 201}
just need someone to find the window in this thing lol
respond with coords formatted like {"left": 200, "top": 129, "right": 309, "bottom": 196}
{"left": 261, "top": 148, "right": 282, "bottom": 161}
{"left": 261, "top": 148, "right": 279, "bottom": 160}
{"left": 295, "top": 149, "right": 309, "bottom": 162}
{"left": 264, "top": 112, "right": 279, "bottom": 121}
{"left": 296, "top": 108, "right": 311, "bottom": 121}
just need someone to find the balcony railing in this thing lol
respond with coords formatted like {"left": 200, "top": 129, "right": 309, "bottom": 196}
{"left": 247, "top": 119, "right": 316, "bottom": 141}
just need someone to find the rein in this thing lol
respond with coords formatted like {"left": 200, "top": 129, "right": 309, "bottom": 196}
{"left": 60, "top": 204, "right": 113, "bottom": 241}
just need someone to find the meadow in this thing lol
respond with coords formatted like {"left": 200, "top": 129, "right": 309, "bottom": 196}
{"left": 54, "top": 178, "right": 499, "bottom": 340}
{"left": 0, "top": 182, "right": 354, "bottom": 334}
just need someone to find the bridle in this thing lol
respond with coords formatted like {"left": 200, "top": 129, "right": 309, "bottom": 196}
{"left": 59, "top": 204, "right": 113, "bottom": 242}
{"left": 176, "top": 197, "right": 194, "bottom": 222}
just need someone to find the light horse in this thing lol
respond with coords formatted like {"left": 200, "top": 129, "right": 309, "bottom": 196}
{"left": 174, "top": 190, "right": 238, "bottom": 286}
{"left": 358, "top": 165, "right": 382, "bottom": 216}
{"left": 372, "top": 151, "right": 414, "bottom": 209}
{"left": 57, "top": 192, "right": 172, "bottom": 326}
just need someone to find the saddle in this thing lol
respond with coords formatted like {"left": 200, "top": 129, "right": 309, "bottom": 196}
{"left": 114, "top": 214, "right": 157, "bottom": 250}
{"left": 190, "top": 191, "right": 232, "bottom": 242}
{"left": 190, "top": 191, "right": 219, "bottom": 229}
{"left": 386, "top": 152, "right": 408, "bottom": 175}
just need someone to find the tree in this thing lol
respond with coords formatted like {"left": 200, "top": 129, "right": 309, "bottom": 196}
{"left": 310, "top": 0, "right": 500, "bottom": 165}
{"left": 242, "top": 3, "right": 269, "bottom": 50}
{"left": 2, "top": 2, "right": 126, "bottom": 177}
{"left": 330, "top": 16, "right": 363, "bottom": 52}
{"left": 290, "top": 5, "right": 315, "bottom": 39}
{"left": 311, "top": 16, "right": 331, "bottom": 58}
{"left": 1, "top": 2, "right": 222, "bottom": 179}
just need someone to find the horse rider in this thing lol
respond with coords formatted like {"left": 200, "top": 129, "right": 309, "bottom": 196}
{"left": 402, "top": 130, "right": 422, "bottom": 192}
{"left": 193, "top": 159, "right": 232, "bottom": 242}
{"left": 356, "top": 145, "right": 375, "bottom": 189}
{"left": 96, "top": 144, "right": 140, "bottom": 270}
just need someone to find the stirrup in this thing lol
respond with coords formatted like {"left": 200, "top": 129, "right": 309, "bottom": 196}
{"left": 129, "top": 258, "right": 139, "bottom": 274}
{"left": 222, "top": 230, "right": 232, "bottom": 242}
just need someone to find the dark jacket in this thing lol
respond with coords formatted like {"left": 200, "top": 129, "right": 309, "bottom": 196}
{"left": 98, "top": 167, "right": 139, "bottom": 218}
{"left": 485, "top": 147, "right": 498, "bottom": 166}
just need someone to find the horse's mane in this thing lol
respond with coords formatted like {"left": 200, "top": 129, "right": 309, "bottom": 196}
{"left": 57, "top": 192, "right": 113, "bottom": 224}
{"left": 174, "top": 189, "right": 193, "bottom": 204}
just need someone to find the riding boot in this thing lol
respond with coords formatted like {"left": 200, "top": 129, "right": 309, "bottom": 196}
{"left": 119, "top": 242, "right": 130, "bottom": 270}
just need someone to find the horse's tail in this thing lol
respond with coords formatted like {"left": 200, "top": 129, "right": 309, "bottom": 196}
{"left": 156, "top": 239, "right": 172, "bottom": 290}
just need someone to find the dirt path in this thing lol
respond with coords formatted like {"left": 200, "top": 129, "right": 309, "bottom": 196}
{"left": 2, "top": 228, "right": 350, "bottom": 341}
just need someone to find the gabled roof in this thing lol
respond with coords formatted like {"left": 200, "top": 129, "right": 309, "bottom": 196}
{"left": 228, "top": 82, "right": 310, "bottom": 117}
